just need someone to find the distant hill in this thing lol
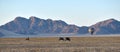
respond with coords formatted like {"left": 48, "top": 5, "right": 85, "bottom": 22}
{"left": 0, "top": 16, "right": 120, "bottom": 35}
{"left": 0, "top": 16, "right": 88, "bottom": 34}
{"left": 91, "top": 19, "right": 120, "bottom": 34}
{"left": 0, "top": 28, "right": 22, "bottom": 37}
{"left": 0, "top": 32, "right": 4, "bottom": 37}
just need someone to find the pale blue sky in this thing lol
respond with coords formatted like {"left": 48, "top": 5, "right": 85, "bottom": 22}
{"left": 0, "top": 0, "right": 120, "bottom": 26}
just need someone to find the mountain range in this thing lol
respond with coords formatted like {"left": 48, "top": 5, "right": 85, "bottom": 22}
{"left": 91, "top": 19, "right": 120, "bottom": 34}
{"left": 0, "top": 16, "right": 120, "bottom": 37}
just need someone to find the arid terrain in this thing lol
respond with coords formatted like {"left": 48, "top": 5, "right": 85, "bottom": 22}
{"left": 0, "top": 36, "right": 120, "bottom": 52}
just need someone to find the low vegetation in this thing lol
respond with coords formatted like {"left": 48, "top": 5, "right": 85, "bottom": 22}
{"left": 0, "top": 37, "right": 120, "bottom": 52}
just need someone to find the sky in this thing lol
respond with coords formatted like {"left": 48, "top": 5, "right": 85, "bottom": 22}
{"left": 0, "top": 0, "right": 120, "bottom": 26}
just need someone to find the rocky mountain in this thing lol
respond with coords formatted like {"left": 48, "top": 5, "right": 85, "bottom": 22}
{"left": 0, "top": 16, "right": 88, "bottom": 34}
{"left": 0, "top": 16, "right": 120, "bottom": 35}
{"left": 91, "top": 19, "right": 120, "bottom": 34}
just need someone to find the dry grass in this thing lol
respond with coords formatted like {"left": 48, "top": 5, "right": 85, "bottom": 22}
{"left": 0, "top": 37, "right": 120, "bottom": 52}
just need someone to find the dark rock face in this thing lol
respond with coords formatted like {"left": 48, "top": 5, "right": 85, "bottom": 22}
{"left": 91, "top": 19, "right": 120, "bottom": 34}
{"left": 0, "top": 16, "right": 88, "bottom": 34}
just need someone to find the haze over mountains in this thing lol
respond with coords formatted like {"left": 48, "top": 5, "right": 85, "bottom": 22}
{"left": 0, "top": 16, "right": 120, "bottom": 37}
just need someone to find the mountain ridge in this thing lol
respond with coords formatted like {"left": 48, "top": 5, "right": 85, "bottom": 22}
{"left": 0, "top": 16, "right": 88, "bottom": 34}
{"left": 91, "top": 18, "right": 120, "bottom": 34}
{"left": 0, "top": 16, "right": 120, "bottom": 35}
